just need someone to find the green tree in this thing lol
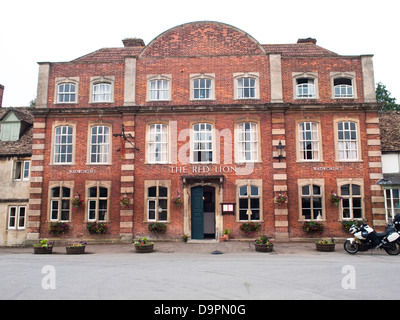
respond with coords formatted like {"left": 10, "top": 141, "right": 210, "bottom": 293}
{"left": 376, "top": 82, "right": 399, "bottom": 111}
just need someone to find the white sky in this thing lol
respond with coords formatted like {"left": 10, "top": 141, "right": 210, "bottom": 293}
{"left": 1, "top": 0, "right": 399, "bottom": 107}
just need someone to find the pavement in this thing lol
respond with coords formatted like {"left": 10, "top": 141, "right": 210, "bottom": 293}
{"left": 0, "top": 239, "right": 353, "bottom": 255}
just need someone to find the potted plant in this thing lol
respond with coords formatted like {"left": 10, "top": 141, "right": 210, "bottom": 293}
{"left": 223, "top": 228, "right": 230, "bottom": 240}
{"left": 120, "top": 194, "right": 130, "bottom": 208}
{"left": 316, "top": 238, "right": 335, "bottom": 252}
{"left": 134, "top": 237, "right": 154, "bottom": 253}
{"left": 148, "top": 222, "right": 167, "bottom": 234}
{"left": 66, "top": 241, "right": 87, "bottom": 254}
{"left": 182, "top": 234, "right": 189, "bottom": 243}
{"left": 240, "top": 222, "right": 261, "bottom": 236}
{"left": 172, "top": 192, "right": 182, "bottom": 206}
{"left": 72, "top": 193, "right": 84, "bottom": 211}
{"left": 33, "top": 239, "right": 55, "bottom": 254}
{"left": 302, "top": 221, "right": 324, "bottom": 234}
{"left": 254, "top": 235, "right": 274, "bottom": 252}
{"left": 274, "top": 193, "right": 288, "bottom": 205}
{"left": 329, "top": 191, "right": 342, "bottom": 206}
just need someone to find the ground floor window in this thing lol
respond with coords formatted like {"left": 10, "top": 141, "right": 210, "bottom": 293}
{"left": 144, "top": 180, "right": 170, "bottom": 222}
{"left": 300, "top": 184, "right": 323, "bottom": 220}
{"left": 340, "top": 183, "right": 362, "bottom": 219}
{"left": 88, "top": 186, "right": 108, "bottom": 221}
{"left": 236, "top": 180, "right": 262, "bottom": 221}
{"left": 8, "top": 206, "right": 26, "bottom": 230}
{"left": 384, "top": 188, "right": 400, "bottom": 222}
{"left": 50, "top": 186, "right": 71, "bottom": 221}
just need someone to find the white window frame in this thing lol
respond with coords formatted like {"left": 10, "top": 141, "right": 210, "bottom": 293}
{"left": 234, "top": 73, "right": 260, "bottom": 100}
{"left": 90, "top": 125, "right": 110, "bottom": 164}
{"left": 192, "top": 123, "right": 213, "bottom": 163}
{"left": 50, "top": 185, "right": 72, "bottom": 222}
{"left": 336, "top": 120, "right": 359, "bottom": 161}
{"left": 236, "top": 122, "right": 258, "bottom": 162}
{"left": 298, "top": 122, "right": 320, "bottom": 161}
{"left": 54, "top": 126, "right": 74, "bottom": 164}
{"left": 8, "top": 206, "right": 26, "bottom": 230}
{"left": 384, "top": 188, "right": 400, "bottom": 223}
{"left": 55, "top": 77, "right": 79, "bottom": 104}
{"left": 339, "top": 182, "right": 363, "bottom": 220}
{"left": 12, "top": 160, "right": 30, "bottom": 181}
{"left": 236, "top": 179, "right": 263, "bottom": 222}
{"left": 87, "top": 185, "right": 109, "bottom": 222}
{"left": 147, "top": 124, "right": 168, "bottom": 163}
{"left": 190, "top": 74, "right": 215, "bottom": 101}
{"left": 57, "top": 83, "right": 77, "bottom": 103}
{"left": 293, "top": 72, "right": 319, "bottom": 99}
{"left": 90, "top": 76, "right": 115, "bottom": 103}
{"left": 330, "top": 72, "right": 357, "bottom": 99}
{"left": 147, "top": 185, "right": 169, "bottom": 222}
{"left": 298, "top": 179, "right": 325, "bottom": 221}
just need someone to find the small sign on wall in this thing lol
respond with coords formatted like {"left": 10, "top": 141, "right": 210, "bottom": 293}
{"left": 221, "top": 203, "right": 235, "bottom": 215}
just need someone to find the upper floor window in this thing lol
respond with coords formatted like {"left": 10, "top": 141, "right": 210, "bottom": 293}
{"left": 13, "top": 160, "right": 30, "bottom": 181}
{"left": 150, "top": 80, "right": 169, "bottom": 101}
{"left": 334, "top": 78, "right": 353, "bottom": 98}
{"left": 296, "top": 78, "right": 316, "bottom": 98}
{"left": 298, "top": 122, "right": 320, "bottom": 161}
{"left": 236, "top": 122, "right": 258, "bottom": 162}
{"left": 337, "top": 121, "right": 359, "bottom": 160}
{"left": 90, "top": 126, "right": 110, "bottom": 164}
{"left": 193, "top": 123, "right": 213, "bottom": 163}
{"left": 93, "top": 83, "right": 111, "bottom": 102}
{"left": 190, "top": 74, "right": 215, "bottom": 100}
{"left": 54, "top": 126, "right": 73, "bottom": 164}
{"left": 148, "top": 124, "right": 168, "bottom": 163}
{"left": 237, "top": 77, "right": 256, "bottom": 99}
{"left": 58, "top": 83, "right": 76, "bottom": 103}
{"left": 90, "top": 76, "right": 115, "bottom": 103}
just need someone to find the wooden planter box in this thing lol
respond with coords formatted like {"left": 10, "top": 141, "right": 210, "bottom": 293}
{"left": 255, "top": 243, "right": 274, "bottom": 252}
{"left": 134, "top": 244, "right": 154, "bottom": 253}
{"left": 66, "top": 246, "right": 86, "bottom": 254}
{"left": 316, "top": 243, "right": 335, "bottom": 252}
{"left": 34, "top": 246, "right": 53, "bottom": 254}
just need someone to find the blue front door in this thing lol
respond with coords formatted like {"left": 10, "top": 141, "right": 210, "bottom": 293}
{"left": 191, "top": 186, "right": 204, "bottom": 239}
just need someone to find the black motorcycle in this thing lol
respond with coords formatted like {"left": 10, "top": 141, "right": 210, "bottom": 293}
{"left": 344, "top": 222, "right": 400, "bottom": 255}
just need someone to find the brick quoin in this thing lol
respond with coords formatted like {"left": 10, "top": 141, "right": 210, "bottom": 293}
{"left": 27, "top": 21, "right": 383, "bottom": 244}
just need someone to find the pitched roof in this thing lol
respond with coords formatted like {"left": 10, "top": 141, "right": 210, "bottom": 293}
{"left": 0, "top": 107, "right": 33, "bottom": 157}
{"left": 262, "top": 43, "right": 339, "bottom": 57}
{"left": 72, "top": 47, "right": 143, "bottom": 63}
{"left": 379, "top": 111, "right": 400, "bottom": 152}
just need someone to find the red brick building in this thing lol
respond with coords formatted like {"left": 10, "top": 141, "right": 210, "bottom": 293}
{"left": 27, "top": 21, "right": 383, "bottom": 243}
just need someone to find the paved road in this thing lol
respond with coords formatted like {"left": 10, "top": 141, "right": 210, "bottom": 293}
{"left": 1, "top": 242, "right": 399, "bottom": 300}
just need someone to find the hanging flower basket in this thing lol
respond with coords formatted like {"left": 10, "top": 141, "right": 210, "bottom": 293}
{"left": 172, "top": 191, "right": 182, "bottom": 206}
{"left": 274, "top": 193, "right": 288, "bottom": 205}
{"left": 72, "top": 193, "right": 84, "bottom": 210}
{"left": 329, "top": 191, "right": 342, "bottom": 206}
{"left": 120, "top": 194, "right": 130, "bottom": 208}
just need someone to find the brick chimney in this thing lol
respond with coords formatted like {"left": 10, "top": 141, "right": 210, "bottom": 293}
{"left": 122, "top": 38, "right": 145, "bottom": 47}
{"left": 297, "top": 38, "right": 317, "bottom": 45}
{"left": 0, "top": 85, "right": 4, "bottom": 108}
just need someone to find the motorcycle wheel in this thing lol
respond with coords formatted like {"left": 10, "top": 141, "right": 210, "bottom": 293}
{"left": 384, "top": 242, "right": 400, "bottom": 255}
{"left": 344, "top": 240, "right": 359, "bottom": 254}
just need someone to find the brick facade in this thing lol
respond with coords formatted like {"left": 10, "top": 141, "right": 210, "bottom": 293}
{"left": 27, "top": 21, "right": 383, "bottom": 244}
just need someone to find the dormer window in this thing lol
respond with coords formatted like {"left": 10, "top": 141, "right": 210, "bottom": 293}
{"left": 0, "top": 111, "right": 21, "bottom": 142}
{"left": 296, "top": 78, "right": 316, "bottom": 98}
{"left": 58, "top": 83, "right": 76, "bottom": 103}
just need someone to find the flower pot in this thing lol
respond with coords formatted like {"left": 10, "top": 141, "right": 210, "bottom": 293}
{"left": 66, "top": 246, "right": 86, "bottom": 254}
{"left": 134, "top": 244, "right": 154, "bottom": 253}
{"left": 223, "top": 234, "right": 229, "bottom": 240}
{"left": 315, "top": 243, "right": 335, "bottom": 252}
{"left": 34, "top": 246, "right": 53, "bottom": 254}
{"left": 219, "top": 236, "right": 225, "bottom": 242}
{"left": 255, "top": 243, "right": 274, "bottom": 252}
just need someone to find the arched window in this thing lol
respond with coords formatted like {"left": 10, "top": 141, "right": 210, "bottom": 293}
{"left": 148, "top": 124, "right": 168, "bottom": 163}
{"left": 50, "top": 186, "right": 71, "bottom": 221}
{"left": 54, "top": 126, "right": 73, "bottom": 164}
{"left": 301, "top": 184, "right": 323, "bottom": 220}
{"left": 193, "top": 123, "right": 213, "bottom": 163}
{"left": 340, "top": 183, "right": 362, "bottom": 219}
{"left": 334, "top": 78, "right": 354, "bottom": 98}
{"left": 90, "top": 125, "right": 110, "bottom": 164}
{"left": 237, "top": 122, "right": 258, "bottom": 162}
{"left": 57, "top": 83, "right": 76, "bottom": 103}
{"left": 88, "top": 186, "right": 108, "bottom": 221}
{"left": 147, "top": 185, "right": 168, "bottom": 221}
{"left": 92, "top": 83, "right": 111, "bottom": 102}
{"left": 238, "top": 185, "right": 260, "bottom": 221}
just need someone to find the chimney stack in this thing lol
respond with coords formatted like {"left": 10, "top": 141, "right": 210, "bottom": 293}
{"left": 122, "top": 38, "right": 145, "bottom": 47}
{"left": 297, "top": 38, "right": 317, "bottom": 45}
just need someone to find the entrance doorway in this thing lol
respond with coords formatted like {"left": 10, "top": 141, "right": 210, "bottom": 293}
{"left": 191, "top": 186, "right": 215, "bottom": 239}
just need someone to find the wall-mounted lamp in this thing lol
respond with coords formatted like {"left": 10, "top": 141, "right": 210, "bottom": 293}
{"left": 274, "top": 140, "right": 285, "bottom": 162}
